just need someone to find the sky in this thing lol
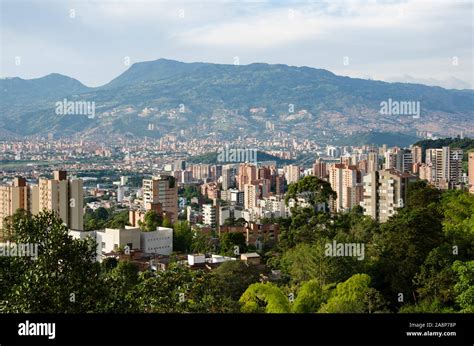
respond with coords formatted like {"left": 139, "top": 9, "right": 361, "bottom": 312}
{"left": 1, "top": 0, "right": 473, "bottom": 89}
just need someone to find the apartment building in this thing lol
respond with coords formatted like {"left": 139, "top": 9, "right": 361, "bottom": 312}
{"left": 142, "top": 175, "right": 178, "bottom": 222}
{"left": 361, "top": 169, "right": 418, "bottom": 223}
{"left": 0, "top": 171, "right": 83, "bottom": 232}
{"left": 425, "top": 147, "right": 463, "bottom": 189}
{"left": 328, "top": 163, "right": 363, "bottom": 212}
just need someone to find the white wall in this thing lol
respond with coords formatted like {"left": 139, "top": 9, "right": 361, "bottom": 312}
{"left": 140, "top": 227, "right": 173, "bottom": 255}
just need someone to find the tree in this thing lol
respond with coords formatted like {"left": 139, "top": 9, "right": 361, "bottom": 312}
{"left": 292, "top": 279, "right": 328, "bottom": 313}
{"left": 452, "top": 260, "right": 474, "bottom": 312}
{"left": 132, "top": 264, "right": 235, "bottom": 313}
{"left": 239, "top": 283, "right": 291, "bottom": 313}
{"left": 398, "top": 298, "right": 455, "bottom": 313}
{"left": 285, "top": 176, "right": 336, "bottom": 207}
{"left": 0, "top": 210, "right": 104, "bottom": 313}
{"left": 406, "top": 180, "right": 441, "bottom": 210}
{"left": 98, "top": 260, "right": 140, "bottom": 312}
{"left": 319, "top": 274, "right": 387, "bottom": 313}
{"left": 138, "top": 210, "right": 163, "bottom": 232}
{"left": 280, "top": 241, "right": 362, "bottom": 286}
{"left": 373, "top": 204, "right": 444, "bottom": 307}
{"left": 191, "top": 230, "right": 214, "bottom": 254}
{"left": 162, "top": 215, "right": 173, "bottom": 228}
{"left": 173, "top": 221, "right": 193, "bottom": 253}
{"left": 413, "top": 245, "right": 457, "bottom": 306}
{"left": 441, "top": 191, "right": 474, "bottom": 260}
{"left": 219, "top": 232, "right": 247, "bottom": 256}
{"left": 106, "top": 210, "right": 130, "bottom": 229}
{"left": 212, "top": 260, "right": 261, "bottom": 301}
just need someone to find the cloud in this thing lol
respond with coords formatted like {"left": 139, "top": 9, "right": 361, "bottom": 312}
{"left": 0, "top": 0, "right": 472, "bottom": 88}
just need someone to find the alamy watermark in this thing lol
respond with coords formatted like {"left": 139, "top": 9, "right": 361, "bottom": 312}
{"left": 380, "top": 98, "right": 420, "bottom": 119}
{"left": 55, "top": 98, "right": 95, "bottom": 119}
{"left": 18, "top": 320, "right": 55, "bottom": 339}
{"left": 0, "top": 241, "right": 38, "bottom": 259}
{"left": 325, "top": 240, "right": 365, "bottom": 261}
{"left": 217, "top": 146, "right": 257, "bottom": 165}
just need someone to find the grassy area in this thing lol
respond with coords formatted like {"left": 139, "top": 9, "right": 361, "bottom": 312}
{"left": 0, "top": 160, "right": 52, "bottom": 170}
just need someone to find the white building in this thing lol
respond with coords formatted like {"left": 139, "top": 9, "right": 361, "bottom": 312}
{"left": 258, "top": 195, "right": 288, "bottom": 219}
{"left": 140, "top": 226, "right": 173, "bottom": 255}
{"left": 202, "top": 204, "right": 216, "bottom": 227}
{"left": 96, "top": 226, "right": 141, "bottom": 255}
{"left": 188, "top": 254, "right": 205, "bottom": 266}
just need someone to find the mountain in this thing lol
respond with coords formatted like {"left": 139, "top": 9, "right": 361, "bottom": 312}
{"left": 1, "top": 73, "right": 90, "bottom": 104}
{"left": 335, "top": 131, "right": 420, "bottom": 148}
{"left": 1, "top": 59, "right": 473, "bottom": 140}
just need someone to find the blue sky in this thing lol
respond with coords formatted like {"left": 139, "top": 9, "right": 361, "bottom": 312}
{"left": 1, "top": 0, "right": 472, "bottom": 89}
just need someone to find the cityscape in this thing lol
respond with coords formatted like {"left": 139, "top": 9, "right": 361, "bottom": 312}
{"left": 0, "top": 0, "right": 473, "bottom": 345}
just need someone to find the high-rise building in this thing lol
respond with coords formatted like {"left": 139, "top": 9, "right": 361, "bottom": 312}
{"left": 275, "top": 175, "right": 285, "bottom": 195}
{"left": 237, "top": 163, "right": 257, "bottom": 190}
{"left": 361, "top": 169, "right": 417, "bottom": 223}
{"left": 0, "top": 171, "right": 83, "bottom": 232}
{"left": 36, "top": 170, "right": 84, "bottom": 230}
{"left": 327, "top": 146, "right": 341, "bottom": 158}
{"left": 425, "top": 147, "right": 463, "bottom": 189}
{"left": 328, "top": 164, "right": 363, "bottom": 212}
{"left": 0, "top": 177, "right": 30, "bottom": 231}
{"left": 412, "top": 145, "right": 423, "bottom": 164}
{"left": 284, "top": 165, "right": 300, "bottom": 185}
{"left": 142, "top": 175, "right": 178, "bottom": 222}
{"left": 312, "top": 159, "right": 327, "bottom": 179}
{"left": 222, "top": 164, "right": 237, "bottom": 190}
{"left": 243, "top": 184, "right": 259, "bottom": 210}
{"left": 181, "top": 170, "right": 193, "bottom": 184}
{"left": 395, "top": 149, "right": 413, "bottom": 173}
{"left": 384, "top": 150, "right": 398, "bottom": 170}
{"left": 190, "top": 164, "right": 210, "bottom": 181}
{"left": 174, "top": 159, "right": 186, "bottom": 171}
{"left": 202, "top": 204, "right": 216, "bottom": 228}
{"left": 367, "top": 152, "right": 379, "bottom": 173}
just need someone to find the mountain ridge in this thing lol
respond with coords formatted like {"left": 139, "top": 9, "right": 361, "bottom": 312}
{"left": 1, "top": 59, "right": 473, "bottom": 139}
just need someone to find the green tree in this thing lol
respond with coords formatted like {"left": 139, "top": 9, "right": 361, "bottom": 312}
{"left": 98, "top": 260, "right": 140, "bottom": 312}
{"left": 173, "top": 221, "right": 193, "bottom": 253}
{"left": 138, "top": 210, "right": 163, "bottom": 232}
{"left": 219, "top": 232, "right": 247, "bottom": 256}
{"left": 132, "top": 264, "right": 235, "bottom": 313}
{"left": 191, "top": 230, "right": 214, "bottom": 254}
{"left": 239, "top": 283, "right": 291, "bottom": 313}
{"left": 452, "top": 260, "right": 474, "bottom": 312}
{"left": 319, "top": 274, "right": 387, "bottom": 313}
{"left": 162, "top": 215, "right": 173, "bottom": 228}
{"left": 285, "top": 176, "right": 336, "bottom": 207}
{"left": 0, "top": 210, "right": 104, "bottom": 313}
{"left": 441, "top": 191, "right": 474, "bottom": 260}
{"left": 292, "top": 279, "right": 328, "bottom": 313}
{"left": 106, "top": 210, "right": 130, "bottom": 229}
{"left": 373, "top": 204, "right": 444, "bottom": 307}
{"left": 212, "top": 260, "right": 262, "bottom": 301}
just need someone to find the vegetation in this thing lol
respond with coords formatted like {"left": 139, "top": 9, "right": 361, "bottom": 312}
{"left": 1, "top": 176, "right": 473, "bottom": 313}
{"left": 84, "top": 207, "right": 130, "bottom": 231}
